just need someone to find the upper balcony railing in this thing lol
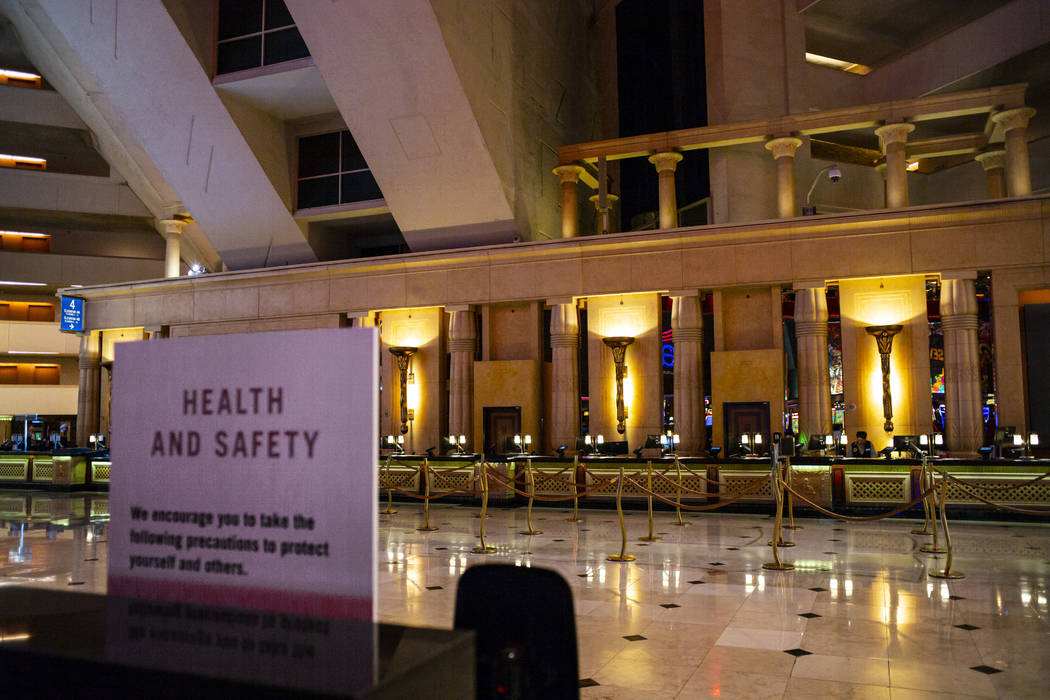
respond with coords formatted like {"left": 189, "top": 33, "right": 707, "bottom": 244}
{"left": 553, "top": 84, "right": 1036, "bottom": 236}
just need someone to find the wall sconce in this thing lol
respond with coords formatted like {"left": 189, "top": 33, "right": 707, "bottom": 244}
{"left": 603, "top": 336, "right": 635, "bottom": 435}
{"left": 388, "top": 346, "right": 418, "bottom": 434}
{"left": 865, "top": 325, "right": 902, "bottom": 432}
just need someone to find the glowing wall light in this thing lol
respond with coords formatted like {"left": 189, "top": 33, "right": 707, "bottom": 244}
{"left": 865, "top": 325, "right": 902, "bottom": 432}
{"left": 388, "top": 346, "right": 417, "bottom": 434}
{"left": 602, "top": 336, "right": 634, "bottom": 434}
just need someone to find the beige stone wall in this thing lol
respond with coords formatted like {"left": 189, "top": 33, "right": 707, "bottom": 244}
{"left": 378, "top": 307, "right": 444, "bottom": 454}
{"left": 710, "top": 349, "right": 784, "bottom": 451}
{"left": 710, "top": 284, "right": 784, "bottom": 449}
{"left": 472, "top": 360, "right": 542, "bottom": 453}
{"left": 992, "top": 266, "right": 1050, "bottom": 433}
{"left": 585, "top": 293, "right": 662, "bottom": 450}
{"left": 484, "top": 301, "right": 542, "bottom": 361}
{"left": 838, "top": 275, "right": 931, "bottom": 450}
{"left": 431, "top": 0, "right": 601, "bottom": 242}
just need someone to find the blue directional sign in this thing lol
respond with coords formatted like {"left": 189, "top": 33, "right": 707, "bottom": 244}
{"left": 60, "top": 296, "right": 84, "bottom": 332}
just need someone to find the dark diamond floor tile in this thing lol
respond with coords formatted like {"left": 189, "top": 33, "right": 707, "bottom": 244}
{"left": 688, "top": 580, "right": 705, "bottom": 585}
{"left": 726, "top": 547, "right": 740, "bottom": 551}
{"left": 623, "top": 634, "right": 647, "bottom": 641}
{"left": 434, "top": 547, "right": 447, "bottom": 550}
{"left": 955, "top": 624, "right": 980, "bottom": 631}
{"left": 799, "top": 612, "right": 821, "bottom": 619}
{"left": 809, "top": 587, "right": 828, "bottom": 592}
{"left": 948, "top": 595, "right": 965, "bottom": 600}
{"left": 784, "top": 648, "right": 812, "bottom": 657}
{"left": 971, "top": 665, "right": 1002, "bottom": 674}
{"left": 552, "top": 539, "right": 565, "bottom": 542}
{"left": 832, "top": 528, "right": 845, "bottom": 531}
{"left": 425, "top": 585, "right": 443, "bottom": 591}
{"left": 660, "top": 603, "right": 681, "bottom": 609}
{"left": 827, "top": 538, "right": 841, "bottom": 542}
{"left": 709, "top": 562, "right": 724, "bottom": 566}
{"left": 822, "top": 551, "right": 837, "bottom": 555}
{"left": 637, "top": 543, "right": 649, "bottom": 546}
{"left": 579, "top": 678, "right": 600, "bottom": 688}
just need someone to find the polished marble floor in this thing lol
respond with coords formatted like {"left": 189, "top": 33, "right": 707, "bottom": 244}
{"left": 3, "top": 493, "right": 1049, "bottom": 698}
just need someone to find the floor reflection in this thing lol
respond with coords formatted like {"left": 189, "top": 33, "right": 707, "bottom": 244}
{"left": 3, "top": 493, "right": 1049, "bottom": 697}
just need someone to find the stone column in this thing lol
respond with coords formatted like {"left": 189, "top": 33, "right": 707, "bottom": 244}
{"left": 588, "top": 193, "right": 619, "bottom": 236}
{"left": 447, "top": 308, "right": 476, "bottom": 450}
{"left": 549, "top": 300, "right": 580, "bottom": 453}
{"left": 974, "top": 150, "right": 1007, "bottom": 199}
{"left": 764, "top": 137, "right": 803, "bottom": 219}
{"left": 76, "top": 332, "right": 100, "bottom": 447}
{"left": 670, "top": 292, "right": 704, "bottom": 455}
{"left": 874, "top": 123, "right": 915, "bottom": 209}
{"left": 941, "top": 275, "right": 982, "bottom": 456}
{"left": 553, "top": 165, "right": 585, "bottom": 238}
{"left": 158, "top": 219, "right": 186, "bottom": 278}
{"left": 794, "top": 284, "right": 831, "bottom": 438}
{"left": 991, "top": 107, "right": 1037, "bottom": 196}
{"left": 648, "top": 152, "right": 683, "bottom": 229}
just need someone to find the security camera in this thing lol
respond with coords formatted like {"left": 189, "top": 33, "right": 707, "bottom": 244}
{"left": 512, "top": 235, "right": 521, "bottom": 243}
{"left": 828, "top": 165, "right": 842, "bottom": 183}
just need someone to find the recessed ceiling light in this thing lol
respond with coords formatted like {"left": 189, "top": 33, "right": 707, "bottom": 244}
{"left": 0, "top": 281, "right": 46, "bottom": 286}
{"left": 0, "top": 230, "right": 49, "bottom": 238}
{"left": 0, "top": 153, "right": 46, "bottom": 170}
{"left": 805, "top": 52, "right": 871, "bottom": 76}
{"left": 0, "top": 69, "right": 41, "bottom": 81}
{"left": 7, "top": 351, "right": 60, "bottom": 355}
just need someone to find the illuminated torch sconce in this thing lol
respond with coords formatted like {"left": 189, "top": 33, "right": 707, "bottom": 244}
{"left": 388, "top": 346, "right": 418, "bottom": 434}
{"left": 865, "top": 325, "right": 902, "bottom": 432}
{"left": 602, "top": 336, "right": 635, "bottom": 435}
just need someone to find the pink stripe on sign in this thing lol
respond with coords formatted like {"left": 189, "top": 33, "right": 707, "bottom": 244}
{"left": 109, "top": 576, "right": 373, "bottom": 621}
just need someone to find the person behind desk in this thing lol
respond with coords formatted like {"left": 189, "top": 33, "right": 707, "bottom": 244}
{"left": 850, "top": 431, "right": 874, "bottom": 458}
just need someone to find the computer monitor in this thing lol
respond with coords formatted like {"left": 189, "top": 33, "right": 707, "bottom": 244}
{"left": 994, "top": 426, "right": 1015, "bottom": 444}
{"left": 597, "top": 440, "right": 628, "bottom": 456}
{"left": 892, "top": 435, "right": 918, "bottom": 454}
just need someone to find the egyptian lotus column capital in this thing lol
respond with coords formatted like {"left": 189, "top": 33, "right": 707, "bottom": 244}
{"left": 764, "top": 136, "right": 803, "bottom": 160}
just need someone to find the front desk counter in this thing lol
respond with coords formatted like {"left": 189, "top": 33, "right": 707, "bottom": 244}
{"left": 0, "top": 587, "right": 474, "bottom": 699}
{"left": 0, "top": 449, "right": 110, "bottom": 490}
{"left": 444, "top": 454, "right": 1050, "bottom": 515}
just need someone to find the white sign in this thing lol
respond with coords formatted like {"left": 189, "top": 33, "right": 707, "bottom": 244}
{"left": 110, "top": 329, "right": 378, "bottom": 621}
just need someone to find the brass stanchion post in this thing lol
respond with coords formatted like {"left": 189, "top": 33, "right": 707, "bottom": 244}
{"left": 639, "top": 460, "right": 661, "bottom": 541}
{"left": 472, "top": 458, "right": 491, "bottom": 518}
{"left": 929, "top": 474, "right": 964, "bottom": 579}
{"left": 519, "top": 458, "right": 542, "bottom": 535}
{"left": 416, "top": 460, "right": 438, "bottom": 532}
{"left": 920, "top": 469, "right": 947, "bottom": 553}
{"left": 671, "top": 455, "right": 690, "bottom": 527}
{"left": 912, "top": 454, "right": 933, "bottom": 535}
{"left": 782, "top": 459, "right": 801, "bottom": 530}
{"left": 472, "top": 463, "right": 498, "bottom": 554}
{"left": 607, "top": 465, "right": 636, "bottom": 562}
{"left": 567, "top": 455, "right": 581, "bottom": 522}
{"left": 768, "top": 458, "right": 796, "bottom": 547}
{"left": 380, "top": 455, "right": 397, "bottom": 515}
{"left": 763, "top": 460, "right": 794, "bottom": 571}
